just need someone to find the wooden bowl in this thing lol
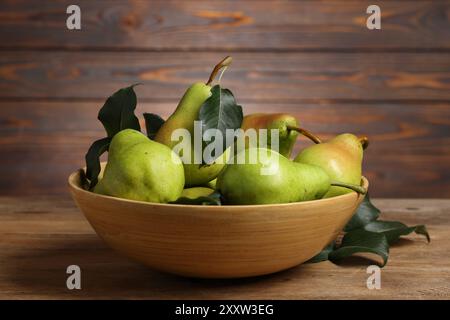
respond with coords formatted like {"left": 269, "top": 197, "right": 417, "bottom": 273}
{"left": 68, "top": 169, "right": 368, "bottom": 278}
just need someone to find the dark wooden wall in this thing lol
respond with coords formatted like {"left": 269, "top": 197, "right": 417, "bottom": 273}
{"left": 0, "top": 0, "right": 449, "bottom": 197}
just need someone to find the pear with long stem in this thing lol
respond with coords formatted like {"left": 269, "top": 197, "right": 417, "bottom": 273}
{"left": 240, "top": 113, "right": 322, "bottom": 158}
{"left": 154, "top": 56, "right": 233, "bottom": 186}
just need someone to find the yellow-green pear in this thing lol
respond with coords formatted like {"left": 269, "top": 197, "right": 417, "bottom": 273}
{"left": 294, "top": 133, "right": 365, "bottom": 198}
{"left": 205, "top": 178, "right": 217, "bottom": 189}
{"left": 155, "top": 82, "right": 211, "bottom": 150}
{"left": 94, "top": 129, "right": 185, "bottom": 203}
{"left": 216, "top": 148, "right": 331, "bottom": 205}
{"left": 217, "top": 147, "right": 365, "bottom": 205}
{"left": 155, "top": 57, "right": 233, "bottom": 186}
{"left": 154, "top": 83, "right": 229, "bottom": 186}
{"left": 180, "top": 187, "right": 214, "bottom": 199}
{"left": 240, "top": 113, "right": 321, "bottom": 158}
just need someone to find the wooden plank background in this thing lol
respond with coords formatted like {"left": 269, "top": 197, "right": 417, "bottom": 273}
{"left": 0, "top": 0, "right": 449, "bottom": 197}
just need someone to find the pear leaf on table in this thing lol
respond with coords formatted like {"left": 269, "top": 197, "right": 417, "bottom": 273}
{"left": 84, "top": 137, "right": 111, "bottom": 189}
{"left": 344, "top": 193, "right": 380, "bottom": 232}
{"left": 98, "top": 85, "right": 141, "bottom": 137}
{"left": 170, "top": 192, "right": 222, "bottom": 206}
{"left": 198, "top": 85, "right": 243, "bottom": 162}
{"left": 309, "top": 195, "right": 430, "bottom": 267}
{"left": 143, "top": 113, "right": 165, "bottom": 140}
{"left": 328, "top": 229, "right": 389, "bottom": 267}
{"left": 363, "top": 220, "right": 430, "bottom": 244}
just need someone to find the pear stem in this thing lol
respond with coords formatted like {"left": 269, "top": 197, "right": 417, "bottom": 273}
{"left": 206, "top": 56, "right": 233, "bottom": 85}
{"left": 330, "top": 180, "right": 367, "bottom": 195}
{"left": 286, "top": 126, "right": 322, "bottom": 144}
{"left": 359, "top": 136, "right": 369, "bottom": 150}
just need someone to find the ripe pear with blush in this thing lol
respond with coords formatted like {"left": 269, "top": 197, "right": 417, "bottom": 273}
{"left": 294, "top": 133, "right": 367, "bottom": 198}
{"left": 240, "top": 113, "right": 321, "bottom": 158}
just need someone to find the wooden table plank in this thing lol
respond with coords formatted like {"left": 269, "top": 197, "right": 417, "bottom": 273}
{"left": 0, "top": 197, "right": 448, "bottom": 299}
{"left": 1, "top": 101, "right": 449, "bottom": 198}
{"left": 1, "top": 52, "right": 449, "bottom": 101}
{"left": 0, "top": 0, "right": 449, "bottom": 50}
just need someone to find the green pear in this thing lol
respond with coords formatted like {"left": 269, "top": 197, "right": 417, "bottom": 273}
{"left": 155, "top": 82, "right": 211, "bottom": 150}
{"left": 94, "top": 129, "right": 185, "bottom": 203}
{"left": 180, "top": 187, "right": 214, "bottom": 199}
{"left": 240, "top": 113, "right": 321, "bottom": 158}
{"left": 155, "top": 57, "right": 233, "bottom": 186}
{"left": 182, "top": 148, "right": 230, "bottom": 186}
{"left": 155, "top": 82, "right": 226, "bottom": 186}
{"left": 205, "top": 178, "right": 217, "bottom": 189}
{"left": 294, "top": 133, "right": 364, "bottom": 198}
{"left": 216, "top": 148, "right": 333, "bottom": 205}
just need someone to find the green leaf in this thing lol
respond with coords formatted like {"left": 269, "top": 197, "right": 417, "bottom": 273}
{"left": 170, "top": 192, "right": 222, "bottom": 206}
{"left": 308, "top": 194, "right": 430, "bottom": 267}
{"left": 198, "top": 85, "right": 243, "bottom": 161}
{"left": 143, "top": 113, "right": 165, "bottom": 140}
{"left": 344, "top": 193, "right": 380, "bottom": 232}
{"left": 85, "top": 137, "right": 111, "bottom": 189}
{"left": 98, "top": 85, "right": 141, "bottom": 137}
{"left": 78, "top": 169, "right": 90, "bottom": 191}
{"left": 364, "top": 220, "right": 430, "bottom": 244}
{"left": 307, "top": 242, "right": 335, "bottom": 263}
{"left": 329, "top": 229, "right": 389, "bottom": 267}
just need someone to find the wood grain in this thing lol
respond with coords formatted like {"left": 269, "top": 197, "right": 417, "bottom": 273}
{"left": 1, "top": 51, "right": 449, "bottom": 101}
{"left": 0, "top": 1, "right": 449, "bottom": 50}
{"left": 0, "top": 197, "right": 447, "bottom": 299}
{"left": 0, "top": 101, "right": 449, "bottom": 198}
{"left": 0, "top": 1, "right": 449, "bottom": 199}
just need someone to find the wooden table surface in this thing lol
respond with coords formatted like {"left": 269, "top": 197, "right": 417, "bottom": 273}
{"left": 0, "top": 197, "right": 448, "bottom": 300}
